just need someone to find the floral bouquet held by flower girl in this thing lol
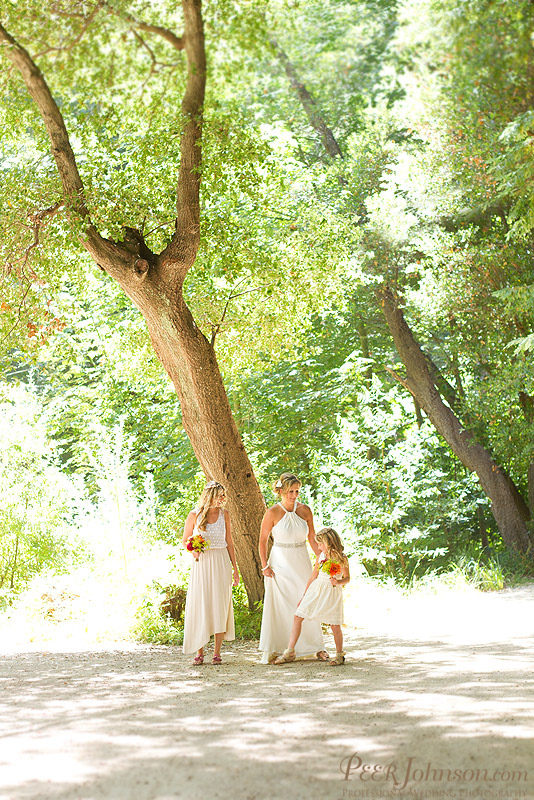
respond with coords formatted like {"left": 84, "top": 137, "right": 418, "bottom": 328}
{"left": 321, "top": 559, "right": 342, "bottom": 577}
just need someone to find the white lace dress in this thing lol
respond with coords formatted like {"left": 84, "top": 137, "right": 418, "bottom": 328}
{"left": 258, "top": 502, "right": 324, "bottom": 663}
{"left": 182, "top": 509, "right": 235, "bottom": 654}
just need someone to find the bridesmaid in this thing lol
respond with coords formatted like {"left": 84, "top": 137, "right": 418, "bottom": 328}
{"left": 258, "top": 472, "right": 328, "bottom": 664}
{"left": 182, "top": 481, "right": 240, "bottom": 664}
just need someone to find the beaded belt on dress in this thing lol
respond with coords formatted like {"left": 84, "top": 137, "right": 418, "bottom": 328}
{"left": 273, "top": 541, "right": 307, "bottom": 548}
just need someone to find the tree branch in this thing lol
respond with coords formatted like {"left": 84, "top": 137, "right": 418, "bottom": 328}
{"left": 378, "top": 283, "right": 532, "bottom": 554}
{"left": 22, "top": 201, "right": 64, "bottom": 275}
{"left": 101, "top": 1, "right": 185, "bottom": 51}
{"left": 35, "top": 1, "right": 104, "bottom": 59}
{"left": 1, "top": 2, "right": 205, "bottom": 285}
{"left": 210, "top": 279, "right": 275, "bottom": 344}
{"left": 159, "top": 0, "right": 205, "bottom": 271}
{"left": 0, "top": 23, "right": 88, "bottom": 218}
{"left": 269, "top": 35, "right": 343, "bottom": 159}
{"left": 384, "top": 365, "right": 412, "bottom": 393}
{"left": 0, "top": 21, "right": 150, "bottom": 280}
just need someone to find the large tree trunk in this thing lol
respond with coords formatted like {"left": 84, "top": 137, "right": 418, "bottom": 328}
{"left": 132, "top": 287, "right": 266, "bottom": 602}
{"left": 87, "top": 247, "right": 267, "bottom": 602}
{"left": 378, "top": 285, "right": 532, "bottom": 557}
{"left": 0, "top": 1, "right": 266, "bottom": 604}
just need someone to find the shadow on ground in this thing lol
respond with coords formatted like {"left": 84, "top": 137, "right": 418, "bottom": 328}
{"left": 1, "top": 618, "right": 533, "bottom": 800}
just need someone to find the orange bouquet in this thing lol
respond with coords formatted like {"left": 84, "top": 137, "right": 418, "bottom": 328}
{"left": 321, "top": 559, "right": 341, "bottom": 577}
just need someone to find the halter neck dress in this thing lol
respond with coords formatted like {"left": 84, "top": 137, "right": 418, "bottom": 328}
{"left": 182, "top": 508, "right": 235, "bottom": 654}
{"left": 259, "top": 501, "right": 324, "bottom": 663}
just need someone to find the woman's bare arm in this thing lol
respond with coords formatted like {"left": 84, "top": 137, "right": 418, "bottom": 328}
{"left": 259, "top": 508, "right": 275, "bottom": 577}
{"left": 225, "top": 510, "right": 240, "bottom": 586}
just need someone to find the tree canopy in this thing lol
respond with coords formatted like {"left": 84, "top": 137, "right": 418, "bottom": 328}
{"left": 2, "top": 0, "right": 534, "bottom": 605}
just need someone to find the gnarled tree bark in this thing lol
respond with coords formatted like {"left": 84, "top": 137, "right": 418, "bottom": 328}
{"left": 0, "top": 1, "right": 265, "bottom": 603}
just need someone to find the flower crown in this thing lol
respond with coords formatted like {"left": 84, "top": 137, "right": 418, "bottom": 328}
{"left": 274, "top": 479, "right": 283, "bottom": 488}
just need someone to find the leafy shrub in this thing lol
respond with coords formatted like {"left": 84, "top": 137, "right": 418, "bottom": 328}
{"left": 232, "top": 582, "right": 263, "bottom": 639}
{"left": 132, "top": 582, "right": 184, "bottom": 646}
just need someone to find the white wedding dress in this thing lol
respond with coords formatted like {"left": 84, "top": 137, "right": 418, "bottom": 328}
{"left": 258, "top": 501, "right": 324, "bottom": 663}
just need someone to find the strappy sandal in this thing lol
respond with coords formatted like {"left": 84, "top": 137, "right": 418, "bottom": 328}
{"left": 267, "top": 652, "right": 280, "bottom": 664}
{"left": 329, "top": 652, "right": 345, "bottom": 666}
{"left": 273, "top": 649, "right": 296, "bottom": 665}
{"left": 316, "top": 650, "right": 329, "bottom": 662}
{"left": 193, "top": 655, "right": 204, "bottom": 665}
{"left": 212, "top": 655, "right": 222, "bottom": 665}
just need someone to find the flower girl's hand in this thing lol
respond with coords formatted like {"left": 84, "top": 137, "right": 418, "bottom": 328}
{"left": 262, "top": 566, "right": 275, "bottom": 578}
{"left": 330, "top": 576, "right": 339, "bottom": 586}
{"left": 193, "top": 552, "right": 200, "bottom": 561}
{"left": 233, "top": 568, "right": 240, "bottom": 587}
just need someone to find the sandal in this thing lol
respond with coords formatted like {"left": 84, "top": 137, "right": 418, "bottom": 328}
{"left": 267, "top": 652, "right": 280, "bottom": 664}
{"left": 316, "top": 650, "right": 329, "bottom": 662}
{"left": 212, "top": 655, "right": 222, "bottom": 665}
{"left": 193, "top": 655, "right": 204, "bottom": 665}
{"left": 273, "top": 649, "right": 296, "bottom": 665}
{"left": 329, "top": 652, "right": 345, "bottom": 666}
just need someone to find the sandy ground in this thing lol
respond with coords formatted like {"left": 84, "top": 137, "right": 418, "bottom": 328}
{"left": 1, "top": 582, "right": 534, "bottom": 800}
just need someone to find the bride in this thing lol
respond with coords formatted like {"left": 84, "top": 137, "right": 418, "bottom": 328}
{"left": 258, "top": 472, "right": 328, "bottom": 664}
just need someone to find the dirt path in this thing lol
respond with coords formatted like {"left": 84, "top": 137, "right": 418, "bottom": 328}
{"left": 1, "top": 583, "right": 533, "bottom": 800}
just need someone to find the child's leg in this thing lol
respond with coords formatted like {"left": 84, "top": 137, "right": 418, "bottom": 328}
{"left": 331, "top": 624, "right": 343, "bottom": 653}
{"left": 287, "top": 615, "right": 304, "bottom": 651}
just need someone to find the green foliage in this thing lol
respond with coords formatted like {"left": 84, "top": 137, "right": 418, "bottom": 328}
{"left": 448, "top": 546, "right": 534, "bottom": 592}
{"left": 232, "top": 583, "right": 263, "bottom": 639}
{"left": 317, "top": 381, "right": 492, "bottom": 578}
{"left": 132, "top": 580, "right": 263, "bottom": 646}
{"left": 132, "top": 582, "right": 184, "bottom": 646}
{"left": 0, "top": 384, "right": 83, "bottom": 603}
{"left": 451, "top": 556, "right": 507, "bottom": 592}
{"left": 3, "top": 0, "right": 534, "bottom": 618}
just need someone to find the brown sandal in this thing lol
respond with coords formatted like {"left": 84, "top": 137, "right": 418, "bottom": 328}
{"left": 316, "top": 650, "right": 329, "bottom": 662}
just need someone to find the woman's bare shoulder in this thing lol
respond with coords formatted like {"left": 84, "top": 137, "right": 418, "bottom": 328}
{"left": 296, "top": 502, "right": 312, "bottom": 519}
{"left": 263, "top": 504, "right": 284, "bottom": 522}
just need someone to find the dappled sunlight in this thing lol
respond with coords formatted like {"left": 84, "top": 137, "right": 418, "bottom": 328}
{"left": 2, "top": 599, "right": 534, "bottom": 799}
{"left": 1, "top": 587, "right": 533, "bottom": 799}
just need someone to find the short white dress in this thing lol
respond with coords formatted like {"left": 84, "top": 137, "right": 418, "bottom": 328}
{"left": 295, "top": 553, "right": 344, "bottom": 625}
{"left": 258, "top": 501, "right": 324, "bottom": 663}
{"left": 182, "top": 509, "right": 235, "bottom": 654}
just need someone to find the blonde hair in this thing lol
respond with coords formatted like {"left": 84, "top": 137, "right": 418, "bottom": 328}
{"left": 316, "top": 527, "right": 346, "bottom": 564}
{"left": 273, "top": 472, "right": 301, "bottom": 497}
{"left": 195, "top": 481, "right": 226, "bottom": 532}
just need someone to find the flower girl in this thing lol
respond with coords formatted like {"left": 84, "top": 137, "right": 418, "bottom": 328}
{"left": 274, "top": 527, "right": 350, "bottom": 666}
{"left": 182, "top": 481, "right": 239, "bottom": 664}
